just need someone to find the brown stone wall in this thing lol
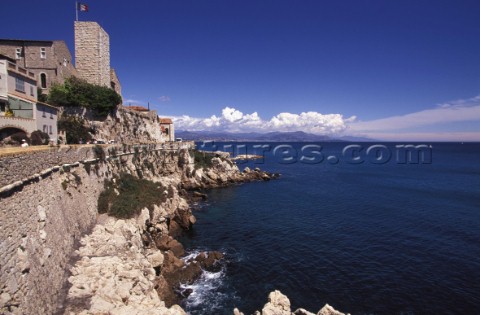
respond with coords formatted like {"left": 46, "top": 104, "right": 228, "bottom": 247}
{"left": 0, "top": 40, "right": 78, "bottom": 92}
{"left": 74, "top": 22, "right": 111, "bottom": 87}
{"left": 110, "top": 68, "right": 122, "bottom": 96}
{"left": 0, "top": 146, "right": 95, "bottom": 187}
{"left": 0, "top": 143, "right": 195, "bottom": 314}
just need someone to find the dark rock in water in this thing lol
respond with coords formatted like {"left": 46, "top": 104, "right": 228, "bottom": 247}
{"left": 192, "top": 191, "right": 208, "bottom": 201}
{"left": 195, "top": 251, "right": 224, "bottom": 272}
{"left": 181, "top": 288, "right": 193, "bottom": 298}
{"left": 174, "top": 207, "right": 196, "bottom": 230}
{"left": 154, "top": 235, "right": 185, "bottom": 257}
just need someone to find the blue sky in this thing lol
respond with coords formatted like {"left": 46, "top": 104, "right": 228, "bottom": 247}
{"left": 2, "top": 0, "right": 480, "bottom": 140}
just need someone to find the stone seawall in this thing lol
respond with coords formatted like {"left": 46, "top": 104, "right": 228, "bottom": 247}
{"left": 0, "top": 145, "right": 95, "bottom": 188}
{"left": 0, "top": 142, "right": 194, "bottom": 314}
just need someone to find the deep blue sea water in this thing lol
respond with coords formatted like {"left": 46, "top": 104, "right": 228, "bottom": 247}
{"left": 179, "top": 142, "right": 480, "bottom": 315}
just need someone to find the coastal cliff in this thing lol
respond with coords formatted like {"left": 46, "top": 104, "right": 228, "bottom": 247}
{"left": 60, "top": 148, "right": 278, "bottom": 314}
{"left": 0, "top": 142, "right": 345, "bottom": 315}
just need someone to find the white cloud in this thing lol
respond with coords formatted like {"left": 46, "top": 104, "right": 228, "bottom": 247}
{"left": 344, "top": 95, "right": 480, "bottom": 141}
{"left": 349, "top": 95, "right": 480, "bottom": 132}
{"left": 172, "top": 106, "right": 352, "bottom": 135}
{"left": 124, "top": 98, "right": 144, "bottom": 105}
{"left": 350, "top": 132, "right": 480, "bottom": 142}
{"left": 158, "top": 96, "right": 171, "bottom": 102}
{"left": 169, "top": 96, "right": 480, "bottom": 141}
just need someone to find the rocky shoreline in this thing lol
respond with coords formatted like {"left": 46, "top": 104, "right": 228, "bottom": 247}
{"left": 61, "top": 149, "right": 345, "bottom": 314}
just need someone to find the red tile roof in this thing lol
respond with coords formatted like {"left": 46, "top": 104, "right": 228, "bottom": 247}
{"left": 159, "top": 118, "right": 173, "bottom": 124}
{"left": 125, "top": 105, "right": 149, "bottom": 112}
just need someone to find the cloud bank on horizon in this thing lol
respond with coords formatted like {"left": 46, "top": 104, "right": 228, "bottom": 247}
{"left": 173, "top": 107, "right": 356, "bottom": 135}
{"left": 171, "top": 96, "right": 480, "bottom": 141}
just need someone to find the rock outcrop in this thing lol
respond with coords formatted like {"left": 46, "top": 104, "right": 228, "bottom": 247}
{"left": 63, "top": 215, "right": 186, "bottom": 315}
{"left": 234, "top": 290, "right": 348, "bottom": 315}
{"left": 61, "top": 147, "right": 278, "bottom": 314}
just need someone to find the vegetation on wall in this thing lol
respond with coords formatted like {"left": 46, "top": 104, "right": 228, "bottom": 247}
{"left": 48, "top": 77, "right": 122, "bottom": 117}
{"left": 98, "top": 173, "right": 165, "bottom": 219}
{"left": 30, "top": 130, "right": 50, "bottom": 145}
{"left": 9, "top": 132, "right": 28, "bottom": 144}
{"left": 37, "top": 87, "right": 48, "bottom": 103}
{"left": 57, "top": 115, "right": 94, "bottom": 144}
{"left": 191, "top": 150, "right": 214, "bottom": 170}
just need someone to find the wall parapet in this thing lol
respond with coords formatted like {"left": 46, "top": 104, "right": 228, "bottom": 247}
{"left": 0, "top": 140, "right": 194, "bottom": 315}
{"left": 0, "top": 141, "right": 194, "bottom": 190}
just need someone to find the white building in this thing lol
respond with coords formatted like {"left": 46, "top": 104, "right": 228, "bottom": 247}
{"left": 0, "top": 55, "right": 59, "bottom": 143}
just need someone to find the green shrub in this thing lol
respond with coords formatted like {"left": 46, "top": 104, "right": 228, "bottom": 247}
{"left": 48, "top": 77, "right": 122, "bottom": 118}
{"left": 9, "top": 132, "right": 28, "bottom": 144}
{"left": 57, "top": 115, "right": 93, "bottom": 144}
{"left": 97, "top": 173, "right": 165, "bottom": 219}
{"left": 30, "top": 130, "right": 49, "bottom": 145}
{"left": 192, "top": 150, "right": 214, "bottom": 170}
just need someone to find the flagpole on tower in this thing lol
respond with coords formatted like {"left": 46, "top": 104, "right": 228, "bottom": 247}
{"left": 75, "top": 1, "right": 78, "bottom": 21}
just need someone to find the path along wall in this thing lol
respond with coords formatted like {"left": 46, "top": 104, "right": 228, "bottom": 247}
{"left": 0, "top": 142, "right": 194, "bottom": 314}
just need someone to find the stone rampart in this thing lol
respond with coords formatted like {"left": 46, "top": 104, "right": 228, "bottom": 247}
{"left": 0, "top": 142, "right": 194, "bottom": 314}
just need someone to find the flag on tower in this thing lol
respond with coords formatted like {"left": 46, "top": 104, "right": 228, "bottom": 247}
{"left": 78, "top": 3, "right": 88, "bottom": 12}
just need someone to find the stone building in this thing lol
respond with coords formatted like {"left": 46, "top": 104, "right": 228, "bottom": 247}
{"left": 0, "top": 39, "right": 78, "bottom": 93}
{"left": 74, "top": 21, "right": 122, "bottom": 95}
{"left": 0, "top": 56, "right": 59, "bottom": 142}
{"left": 160, "top": 118, "right": 175, "bottom": 142}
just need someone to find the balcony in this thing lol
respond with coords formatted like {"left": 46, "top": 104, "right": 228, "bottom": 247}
{"left": 7, "top": 62, "right": 36, "bottom": 80}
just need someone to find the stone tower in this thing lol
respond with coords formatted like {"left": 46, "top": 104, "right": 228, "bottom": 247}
{"left": 74, "top": 21, "right": 110, "bottom": 87}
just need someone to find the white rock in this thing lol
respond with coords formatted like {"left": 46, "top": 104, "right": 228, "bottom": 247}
{"left": 317, "top": 304, "right": 347, "bottom": 315}
{"left": 262, "top": 290, "right": 291, "bottom": 315}
{"left": 0, "top": 292, "right": 11, "bottom": 306}
{"left": 147, "top": 251, "right": 164, "bottom": 268}
{"left": 37, "top": 205, "right": 46, "bottom": 222}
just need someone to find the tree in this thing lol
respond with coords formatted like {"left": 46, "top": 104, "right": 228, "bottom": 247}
{"left": 57, "top": 115, "right": 94, "bottom": 144}
{"left": 48, "top": 77, "right": 122, "bottom": 118}
{"left": 30, "top": 130, "right": 50, "bottom": 145}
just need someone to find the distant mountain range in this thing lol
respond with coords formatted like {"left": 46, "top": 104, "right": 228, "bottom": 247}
{"left": 175, "top": 130, "right": 374, "bottom": 142}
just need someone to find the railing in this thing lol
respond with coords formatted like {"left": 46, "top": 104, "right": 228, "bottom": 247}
{"left": 7, "top": 61, "right": 36, "bottom": 79}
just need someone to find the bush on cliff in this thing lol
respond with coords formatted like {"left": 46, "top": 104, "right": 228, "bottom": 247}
{"left": 57, "top": 115, "right": 93, "bottom": 144}
{"left": 48, "top": 77, "right": 122, "bottom": 118}
{"left": 98, "top": 173, "right": 165, "bottom": 219}
{"left": 192, "top": 150, "right": 213, "bottom": 170}
{"left": 30, "top": 130, "right": 49, "bottom": 145}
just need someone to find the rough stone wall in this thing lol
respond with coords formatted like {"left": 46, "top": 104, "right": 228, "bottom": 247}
{"left": 110, "top": 68, "right": 122, "bottom": 96}
{"left": 0, "top": 164, "right": 103, "bottom": 315}
{"left": 95, "top": 106, "right": 165, "bottom": 144}
{"left": 0, "top": 146, "right": 95, "bottom": 188}
{"left": 51, "top": 41, "right": 78, "bottom": 80}
{"left": 0, "top": 40, "right": 77, "bottom": 92}
{"left": 74, "top": 22, "right": 111, "bottom": 87}
{"left": 0, "top": 143, "right": 195, "bottom": 315}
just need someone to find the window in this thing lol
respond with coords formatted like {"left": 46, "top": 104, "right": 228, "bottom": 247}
{"left": 40, "top": 73, "right": 47, "bottom": 89}
{"left": 40, "top": 47, "right": 46, "bottom": 59}
{"left": 15, "top": 48, "right": 22, "bottom": 59}
{"left": 49, "top": 125, "right": 52, "bottom": 135}
{"left": 42, "top": 107, "right": 46, "bottom": 118}
{"left": 30, "top": 85, "right": 34, "bottom": 96}
{"left": 15, "top": 77, "right": 25, "bottom": 92}
{"left": 50, "top": 109, "right": 54, "bottom": 119}
{"left": 43, "top": 125, "right": 47, "bottom": 133}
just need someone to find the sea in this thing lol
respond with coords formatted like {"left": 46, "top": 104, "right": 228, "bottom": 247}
{"left": 178, "top": 142, "right": 480, "bottom": 315}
